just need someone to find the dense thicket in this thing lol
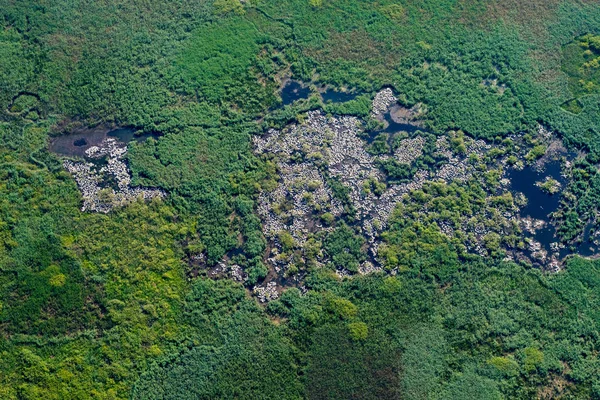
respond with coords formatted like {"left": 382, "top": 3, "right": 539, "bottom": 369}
{"left": 132, "top": 280, "right": 303, "bottom": 400}
{"left": 131, "top": 255, "right": 600, "bottom": 399}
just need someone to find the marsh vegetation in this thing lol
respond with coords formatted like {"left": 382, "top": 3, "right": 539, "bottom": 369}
{"left": 2, "top": 0, "right": 600, "bottom": 398}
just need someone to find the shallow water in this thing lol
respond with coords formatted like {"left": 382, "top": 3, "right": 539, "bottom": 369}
{"left": 362, "top": 110, "right": 430, "bottom": 145}
{"left": 321, "top": 89, "right": 359, "bottom": 103}
{"left": 508, "top": 162, "right": 563, "bottom": 221}
{"left": 281, "top": 80, "right": 310, "bottom": 105}
{"left": 49, "top": 127, "right": 157, "bottom": 158}
{"left": 107, "top": 127, "right": 147, "bottom": 143}
{"left": 507, "top": 158, "right": 598, "bottom": 261}
{"left": 382, "top": 109, "right": 429, "bottom": 135}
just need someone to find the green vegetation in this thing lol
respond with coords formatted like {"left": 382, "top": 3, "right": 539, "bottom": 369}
{"left": 561, "top": 98, "right": 584, "bottom": 114}
{"left": 324, "top": 224, "right": 366, "bottom": 272}
{"left": 2, "top": 0, "right": 600, "bottom": 398}
{"left": 379, "top": 178, "right": 519, "bottom": 270}
{"left": 132, "top": 279, "right": 303, "bottom": 400}
{"left": 562, "top": 34, "right": 600, "bottom": 98}
{"left": 525, "top": 144, "right": 547, "bottom": 163}
{"left": 537, "top": 177, "right": 561, "bottom": 195}
{"left": 378, "top": 131, "right": 447, "bottom": 182}
{"left": 554, "top": 156, "right": 600, "bottom": 243}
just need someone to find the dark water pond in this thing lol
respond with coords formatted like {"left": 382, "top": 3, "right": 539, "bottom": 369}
{"left": 281, "top": 80, "right": 363, "bottom": 106}
{"left": 107, "top": 127, "right": 153, "bottom": 143}
{"left": 281, "top": 80, "right": 310, "bottom": 105}
{"left": 49, "top": 127, "right": 157, "bottom": 158}
{"left": 382, "top": 109, "right": 429, "bottom": 135}
{"left": 321, "top": 89, "right": 360, "bottom": 103}
{"left": 508, "top": 161, "right": 564, "bottom": 221}
{"left": 507, "top": 158, "right": 598, "bottom": 260}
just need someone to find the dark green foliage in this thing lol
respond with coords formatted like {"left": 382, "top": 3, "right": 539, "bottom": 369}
{"left": 324, "top": 224, "right": 365, "bottom": 272}
{"left": 323, "top": 94, "right": 372, "bottom": 118}
{"left": 134, "top": 339, "right": 301, "bottom": 400}
{"left": 127, "top": 124, "right": 271, "bottom": 263}
{"left": 170, "top": 17, "right": 278, "bottom": 114}
{"left": 378, "top": 159, "right": 414, "bottom": 181}
{"left": 245, "top": 261, "right": 268, "bottom": 285}
{"left": 133, "top": 279, "right": 303, "bottom": 400}
{"left": 184, "top": 279, "right": 246, "bottom": 328}
{"left": 550, "top": 257, "right": 600, "bottom": 333}
{"left": 393, "top": 28, "right": 532, "bottom": 138}
{"left": 366, "top": 133, "right": 391, "bottom": 155}
{"left": 306, "top": 323, "right": 401, "bottom": 400}
{"left": 439, "top": 370, "right": 502, "bottom": 400}
{"left": 378, "top": 132, "right": 447, "bottom": 182}
{"left": 261, "top": 253, "right": 600, "bottom": 399}
{"left": 400, "top": 325, "right": 448, "bottom": 399}
{"left": 325, "top": 176, "right": 352, "bottom": 207}
{"left": 2, "top": 217, "right": 88, "bottom": 335}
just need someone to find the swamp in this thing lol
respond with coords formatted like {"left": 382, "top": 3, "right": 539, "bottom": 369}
{"left": 3, "top": 1, "right": 600, "bottom": 399}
